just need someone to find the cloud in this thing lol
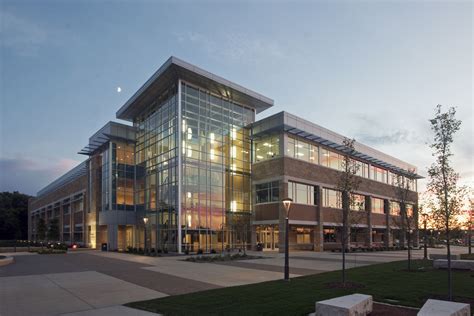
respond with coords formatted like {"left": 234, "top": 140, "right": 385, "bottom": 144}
{"left": 351, "top": 114, "right": 427, "bottom": 146}
{"left": 0, "top": 157, "right": 82, "bottom": 195}
{"left": 0, "top": 10, "right": 48, "bottom": 56}
{"left": 175, "top": 31, "right": 288, "bottom": 63}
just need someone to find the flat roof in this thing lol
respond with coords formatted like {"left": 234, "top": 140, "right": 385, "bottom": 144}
{"left": 116, "top": 56, "right": 274, "bottom": 121}
{"left": 78, "top": 121, "right": 136, "bottom": 156}
{"left": 251, "top": 111, "right": 422, "bottom": 179}
{"left": 36, "top": 161, "right": 87, "bottom": 198}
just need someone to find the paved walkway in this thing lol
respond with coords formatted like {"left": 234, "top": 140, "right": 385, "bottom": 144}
{"left": 0, "top": 246, "right": 468, "bottom": 315}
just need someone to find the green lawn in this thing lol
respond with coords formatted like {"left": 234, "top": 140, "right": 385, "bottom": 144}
{"left": 126, "top": 260, "right": 474, "bottom": 316}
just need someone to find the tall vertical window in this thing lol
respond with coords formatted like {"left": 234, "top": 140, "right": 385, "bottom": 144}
{"left": 255, "top": 181, "right": 279, "bottom": 204}
{"left": 288, "top": 181, "right": 314, "bottom": 205}
{"left": 322, "top": 188, "right": 342, "bottom": 208}
{"left": 135, "top": 86, "right": 179, "bottom": 251}
{"left": 112, "top": 142, "right": 135, "bottom": 211}
{"left": 372, "top": 198, "right": 384, "bottom": 214}
{"left": 101, "top": 148, "right": 110, "bottom": 211}
{"left": 181, "top": 82, "right": 253, "bottom": 252}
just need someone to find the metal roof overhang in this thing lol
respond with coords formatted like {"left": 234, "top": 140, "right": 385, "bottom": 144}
{"left": 78, "top": 133, "right": 135, "bottom": 156}
{"left": 253, "top": 124, "right": 423, "bottom": 179}
{"left": 116, "top": 56, "right": 274, "bottom": 121}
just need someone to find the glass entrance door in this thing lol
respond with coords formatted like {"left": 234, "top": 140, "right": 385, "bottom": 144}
{"left": 257, "top": 225, "right": 279, "bottom": 250}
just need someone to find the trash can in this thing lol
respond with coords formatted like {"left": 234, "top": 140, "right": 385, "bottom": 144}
{"left": 101, "top": 243, "right": 108, "bottom": 251}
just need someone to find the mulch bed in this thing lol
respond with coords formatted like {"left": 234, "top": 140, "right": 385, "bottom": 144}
{"left": 371, "top": 303, "right": 418, "bottom": 316}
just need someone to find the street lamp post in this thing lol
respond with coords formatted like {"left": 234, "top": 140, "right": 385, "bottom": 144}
{"left": 282, "top": 198, "right": 292, "bottom": 281}
{"left": 421, "top": 213, "right": 428, "bottom": 260}
{"left": 143, "top": 217, "right": 149, "bottom": 254}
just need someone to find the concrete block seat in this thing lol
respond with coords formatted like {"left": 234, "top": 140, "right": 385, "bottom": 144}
{"left": 418, "top": 299, "right": 470, "bottom": 316}
{"left": 433, "top": 259, "right": 474, "bottom": 270}
{"left": 315, "top": 293, "right": 373, "bottom": 316}
{"left": 0, "top": 255, "right": 14, "bottom": 266}
{"left": 429, "top": 254, "right": 461, "bottom": 260}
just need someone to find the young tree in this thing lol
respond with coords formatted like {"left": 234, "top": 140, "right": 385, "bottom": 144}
{"left": 392, "top": 174, "right": 418, "bottom": 271}
{"left": 427, "top": 104, "right": 462, "bottom": 301}
{"left": 48, "top": 218, "right": 60, "bottom": 241}
{"left": 336, "top": 138, "right": 362, "bottom": 286}
{"left": 36, "top": 218, "right": 47, "bottom": 241}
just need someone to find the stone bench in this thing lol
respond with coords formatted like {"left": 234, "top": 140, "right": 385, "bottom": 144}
{"left": 0, "top": 256, "right": 14, "bottom": 267}
{"left": 433, "top": 259, "right": 474, "bottom": 270}
{"left": 315, "top": 293, "right": 372, "bottom": 316}
{"left": 429, "top": 254, "right": 460, "bottom": 260}
{"left": 418, "top": 299, "right": 470, "bottom": 316}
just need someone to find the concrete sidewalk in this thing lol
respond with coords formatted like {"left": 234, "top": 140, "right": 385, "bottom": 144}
{"left": 0, "top": 271, "right": 166, "bottom": 316}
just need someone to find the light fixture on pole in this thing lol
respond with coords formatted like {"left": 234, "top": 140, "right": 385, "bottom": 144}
{"left": 282, "top": 198, "right": 292, "bottom": 281}
{"left": 421, "top": 213, "right": 428, "bottom": 260}
{"left": 143, "top": 217, "right": 149, "bottom": 255}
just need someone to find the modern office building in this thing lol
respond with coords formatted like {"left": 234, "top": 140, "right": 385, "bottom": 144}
{"left": 28, "top": 56, "right": 421, "bottom": 253}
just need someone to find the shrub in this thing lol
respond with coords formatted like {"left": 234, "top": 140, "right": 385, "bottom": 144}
{"left": 37, "top": 249, "right": 66, "bottom": 255}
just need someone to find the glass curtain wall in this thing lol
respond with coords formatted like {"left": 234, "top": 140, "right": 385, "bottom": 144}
{"left": 181, "top": 81, "right": 254, "bottom": 253}
{"left": 135, "top": 87, "right": 179, "bottom": 252}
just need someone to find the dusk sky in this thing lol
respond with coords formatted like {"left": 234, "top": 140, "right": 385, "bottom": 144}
{"left": 0, "top": 0, "right": 472, "bottom": 196}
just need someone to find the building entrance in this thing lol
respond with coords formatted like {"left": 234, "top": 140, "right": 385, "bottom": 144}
{"left": 256, "top": 225, "right": 279, "bottom": 250}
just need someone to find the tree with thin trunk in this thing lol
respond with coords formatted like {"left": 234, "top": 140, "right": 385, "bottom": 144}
{"left": 427, "top": 104, "right": 462, "bottom": 301}
{"left": 392, "top": 174, "right": 417, "bottom": 271}
{"left": 467, "top": 193, "right": 473, "bottom": 255}
{"left": 336, "top": 138, "right": 362, "bottom": 286}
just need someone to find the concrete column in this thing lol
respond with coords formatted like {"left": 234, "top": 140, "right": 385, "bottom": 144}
{"left": 278, "top": 180, "right": 287, "bottom": 253}
{"left": 314, "top": 185, "right": 323, "bottom": 251}
{"left": 384, "top": 199, "right": 391, "bottom": 248}
{"left": 365, "top": 196, "right": 372, "bottom": 248}
{"left": 107, "top": 224, "right": 118, "bottom": 251}
{"left": 251, "top": 224, "right": 257, "bottom": 251}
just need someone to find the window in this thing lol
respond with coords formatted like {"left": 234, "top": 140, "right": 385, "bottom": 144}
{"left": 372, "top": 198, "right": 384, "bottom": 214}
{"left": 255, "top": 181, "right": 279, "bottom": 204}
{"left": 254, "top": 135, "right": 280, "bottom": 162}
{"left": 350, "top": 194, "right": 366, "bottom": 211}
{"left": 288, "top": 181, "right": 314, "bottom": 205}
{"left": 296, "top": 227, "right": 311, "bottom": 244}
{"left": 322, "top": 188, "right": 342, "bottom": 208}
{"left": 320, "top": 148, "right": 343, "bottom": 171}
{"left": 390, "top": 201, "right": 400, "bottom": 216}
{"left": 286, "top": 137, "right": 319, "bottom": 164}
{"left": 370, "top": 166, "right": 388, "bottom": 183}
{"left": 355, "top": 160, "right": 369, "bottom": 178}
{"left": 406, "top": 204, "right": 414, "bottom": 217}
{"left": 323, "top": 228, "right": 336, "bottom": 242}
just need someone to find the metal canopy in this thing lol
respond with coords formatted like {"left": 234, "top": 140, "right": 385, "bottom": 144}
{"left": 78, "top": 121, "right": 136, "bottom": 156}
{"left": 281, "top": 125, "right": 423, "bottom": 179}
{"left": 116, "top": 56, "right": 274, "bottom": 121}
